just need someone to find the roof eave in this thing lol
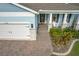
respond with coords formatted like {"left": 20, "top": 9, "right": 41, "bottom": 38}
{"left": 12, "top": 3, "right": 39, "bottom": 14}
{"left": 39, "top": 10, "right": 79, "bottom": 14}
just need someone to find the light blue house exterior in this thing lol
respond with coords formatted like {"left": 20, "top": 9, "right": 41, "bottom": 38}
{"left": 0, "top": 3, "right": 38, "bottom": 29}
{"left": 0, "top": 3, "right": 39, "bottom": 40}
{"left": 0, "top": 3, "right": 79, "bottom": 40}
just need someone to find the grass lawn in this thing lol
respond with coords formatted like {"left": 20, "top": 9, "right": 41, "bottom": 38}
{"left": 68, "top": 41, "right": 79, "bottom": 56}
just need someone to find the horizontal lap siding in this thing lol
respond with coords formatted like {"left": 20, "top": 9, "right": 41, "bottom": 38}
{"left": 0, "top": 3, "right": 28, "bottom": 12}
{"left": 0, "top": 3, "right": 37, "bottom": 29}
{"left": 0, "top": 3, "right": 37, "bottom": 40}
{"left": 0, "top": 16, "right": 36, "bottom": 29}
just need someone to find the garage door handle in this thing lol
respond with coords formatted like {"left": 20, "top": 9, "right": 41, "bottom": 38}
{"left": 8, "top": 31, "right": 12, "bottom": 34}
{"left": 25, "top": 26, "right": 29, "bottom": 28}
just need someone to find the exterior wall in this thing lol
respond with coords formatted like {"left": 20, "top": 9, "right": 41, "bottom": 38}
{"left": 48, "top": 14, "right": 61, "bottom": 31}
{"left": 76, "top": 14, "right": 79, "bottom": 30}
{"left": 0, "top": 3, "right": 28, "bottom": 12}
{"left": 57, "top": 14, "right": 63, "bottom": 27}
{"left": 45, "top": 14, "right": 50, "bottom": 31}
{"left": 38, "top": 15, "right": 40, "bottom": 24}
{"left": 0, "top": 3, "right": 38, "bottom": 40}
{"left": 46, "top": 14, "right": 50, "bottom": 24}
{"left": 68, "top": 14, "right": 75, "bottom": 27}
{"left": 35, "top": 14, "right": 38, "bottom": 29}
{"left": 45, "top": 14, "right": 49, "bottom": 24}
{"left": 0, "top": 16, "right": 37, "bottom": 40}
{"left": 73, "top": 14, "right": 78, "bottom": 28}
{"left": 36, "top": 14, "right": 39, "bottom": 25}
{"left": 0, "top": 16, "right": 36, "bottom": 29}
{"left": 37, "top": 14, "right": 49, "bottom": 25}
{"left": 48, "top": 13, "right": 52, "bottom": 31}
{"left": 62, "top": 14, "right": 78, "bottom": 28}
{"left": 47, "top": 14, "right": 78, "bottom": 30}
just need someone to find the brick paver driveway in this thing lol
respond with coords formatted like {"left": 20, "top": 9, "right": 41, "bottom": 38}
{"left": 0, "top": 24, "right": 53, "bottom": 56}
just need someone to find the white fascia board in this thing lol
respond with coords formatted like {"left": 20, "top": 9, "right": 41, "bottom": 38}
{"left": 12, "top": 3, "right": 39, "bottom": 14}
{"left": 39, "top": 10, "right": 79, "bottom": 14}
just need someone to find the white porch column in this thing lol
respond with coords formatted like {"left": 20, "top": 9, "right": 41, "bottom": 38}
{"left": 48, "top": 13, "right": 52, "bottom": 31}
{"left": 62, "top": 13, "right": 68, "bottom": 29}
{"left": 76, "top": 15, "right": 79, "bottom": 30}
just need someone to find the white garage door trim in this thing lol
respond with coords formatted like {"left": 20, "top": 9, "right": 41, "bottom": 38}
{"left": 0, "top": 22, "right": 31, "bottom": 40}
{"left": 0, "top": 12, "right": 35, "bottom": 17}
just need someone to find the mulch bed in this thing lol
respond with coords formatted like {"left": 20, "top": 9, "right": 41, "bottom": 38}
{"left": 51, "top": 39, "right": 73, "bottom": 53}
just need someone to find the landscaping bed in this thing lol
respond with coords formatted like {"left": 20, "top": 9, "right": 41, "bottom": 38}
{"left": 49, "top": 27, "right": 79, "bottom": 53}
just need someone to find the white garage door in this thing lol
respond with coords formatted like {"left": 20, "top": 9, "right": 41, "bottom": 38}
{"left": 0, "top": 22, "right": 30, "bottom": 39}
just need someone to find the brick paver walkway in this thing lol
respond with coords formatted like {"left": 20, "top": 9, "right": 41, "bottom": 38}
{"left": 0, "top": 24, "right": 53, "bottom": 56}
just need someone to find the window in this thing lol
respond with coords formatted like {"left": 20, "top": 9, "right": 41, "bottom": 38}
{"left": 67, "top": 14, "right": 72, "bottom": 23}
{"left": 31, "top": 24, "right": 33, "bottom": 28}
{"left": 56, "top": 14, "right": 59, "bottom": 22}
{"left": 62, "top": 14, "right": 64, "bottom": 22}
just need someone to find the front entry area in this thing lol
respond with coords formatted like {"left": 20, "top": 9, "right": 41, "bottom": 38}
{"left": 40, "top": 14, "right": 45, "bottom": 24}
{"left": 39, "top": 14, "right": 49, "bottom": 31}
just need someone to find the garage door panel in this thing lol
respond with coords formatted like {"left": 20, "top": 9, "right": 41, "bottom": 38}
{"left": 0, "top": 31, "right": 12, "bottom": 38}
{"left": 12, "top": 31, "right": 30, "bottom": 38}
{"left": 0, "top": 24, "right": 30, "bottom": 39}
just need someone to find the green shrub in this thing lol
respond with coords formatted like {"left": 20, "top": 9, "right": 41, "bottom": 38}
{"left": 49, "top": 27, "right": 79, "bottom": 48}
{"left": 49, "top": 28, "right": 63, "bottom": 39}
{"left": 62, "top": 32, "right": 72, "bottom": 45}
{"left": 74, "top": 30, "right": 79, "bottom": 39}
{"left": 49, "top": 27, "right": 73, "bottom": 47}
{"left": 63, "top": 27, "right": 72, "bottom": 32}
{"left": 63, "top": 28, "right": 79, "bottom": 39}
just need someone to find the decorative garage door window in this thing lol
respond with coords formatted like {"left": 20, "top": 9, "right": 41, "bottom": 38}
{"left": 0, "top": 22, "right": 31, "bottom": 39}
